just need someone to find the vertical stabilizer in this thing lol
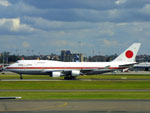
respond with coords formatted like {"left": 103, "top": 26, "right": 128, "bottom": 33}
{"left": 112, "top": 43, "right": 141, "bottom": 62}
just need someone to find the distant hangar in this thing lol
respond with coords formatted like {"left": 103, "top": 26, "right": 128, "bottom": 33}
{"left": 133, "top": 62, "right": 150, "bottom": 71}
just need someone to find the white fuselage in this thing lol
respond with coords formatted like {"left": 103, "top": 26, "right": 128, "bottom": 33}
{"left": 6, "top": 60, "right": 134, "bottom": 75}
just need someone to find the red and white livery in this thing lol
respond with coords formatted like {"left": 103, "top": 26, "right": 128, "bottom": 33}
{"left": 6, "top": 43, "right": 141, "bottom": 80}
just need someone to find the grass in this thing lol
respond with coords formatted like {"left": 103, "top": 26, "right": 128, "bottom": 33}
{"left": 79, "top": 74, "right": 150, "bottom": 80}
{"left": 0, "top": 81, "right": 150, "bottom": 90}
{"left": 1, "top": 73, "right": 150, "bottom": 80}
{"left": 0, "top": 91, "right": 150, "bottom": 100}
{"left": 0, "top": 73, "right": 53, "bottom": 79}
{"left": 1, "top": 73, "right": 150, "bottom": 100}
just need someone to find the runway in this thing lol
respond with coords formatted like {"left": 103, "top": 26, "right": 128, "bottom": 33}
{"left": 0, "top": 100, "right": 150, "bottom": 113}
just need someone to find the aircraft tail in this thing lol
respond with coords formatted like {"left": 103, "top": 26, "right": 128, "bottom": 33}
{"left": 112, "top": 43, "right": 141, "bottom": 62}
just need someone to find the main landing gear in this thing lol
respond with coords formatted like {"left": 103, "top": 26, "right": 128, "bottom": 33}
{"left": 19, "top": 74, "right": 23, "bottom": 79}
{"left": 64, "top": 75, "right": 76, "bottom": 80}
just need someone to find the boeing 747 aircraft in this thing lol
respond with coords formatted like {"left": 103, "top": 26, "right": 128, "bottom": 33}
{"left": 6, "top": 43, "right": 141, "bottom": 80}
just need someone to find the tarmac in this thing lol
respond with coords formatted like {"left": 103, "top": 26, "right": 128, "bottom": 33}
{"left": 0, "top": 71, "right": 150, "bottom": 113}
{"left": 0, "top": 100, "right": 150, "bottom": 113}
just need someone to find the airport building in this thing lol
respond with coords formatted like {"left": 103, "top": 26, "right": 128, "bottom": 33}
{"left": 61, "top": 50, "right": 84, "bottom": 62}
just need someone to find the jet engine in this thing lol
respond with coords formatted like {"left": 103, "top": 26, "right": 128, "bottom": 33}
{"left": 50, "top": 72, "right": 62, "bottom": 77}
{"left": 71, "top": 70, "right": 80, "bottom": 76}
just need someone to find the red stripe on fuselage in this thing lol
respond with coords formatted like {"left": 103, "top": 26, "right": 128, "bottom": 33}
{"left": 7, "top": 67, "right": 126, "bottom": 70}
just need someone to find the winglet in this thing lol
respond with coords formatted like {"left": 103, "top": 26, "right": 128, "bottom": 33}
{"left": 112, "top": 43, "right": 141, "bottom": 62}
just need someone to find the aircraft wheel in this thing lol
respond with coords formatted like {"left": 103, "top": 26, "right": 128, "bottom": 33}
{"left": 71, "top": 76, "right": 76, "bottom": 80}
{"left": 64, "top": 76, "right": 69, "bottom": 80}
{"left": 64, "top": 75, "right": 76, "bottom": 80}
{"left": 20, "top": 74, "right": 23, "bottom": 79}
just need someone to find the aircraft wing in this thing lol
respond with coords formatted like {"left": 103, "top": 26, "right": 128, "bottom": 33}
{"left": 42, "top": 65, "right": 113, "bottom": 76}
{"left": 80, "top": 65, "right": 114, "bottom": 75}
{"left": 119, "top": 63, "right": 138, "bottom": 68}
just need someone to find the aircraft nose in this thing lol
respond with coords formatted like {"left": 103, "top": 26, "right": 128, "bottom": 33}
{"left": 5, "top": 66, "right": 10, "bottom": 70}
{"left": 5, "top": 65, "right": 12, "bottom": 70}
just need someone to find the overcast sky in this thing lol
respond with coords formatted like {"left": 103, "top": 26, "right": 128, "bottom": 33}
{"left": 0, "top": 0, "right": 150, "bottom": 56}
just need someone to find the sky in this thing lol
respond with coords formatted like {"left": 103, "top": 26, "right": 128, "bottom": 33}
{"left": 0, "top": 0, "right": 150, "bottom": 56}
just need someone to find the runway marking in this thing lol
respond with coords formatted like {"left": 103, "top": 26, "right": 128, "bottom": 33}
{"left": 8, "top": 102, "right": 68, "bottom": 111}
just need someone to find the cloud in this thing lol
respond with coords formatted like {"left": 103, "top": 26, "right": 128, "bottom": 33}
{"left": 103, "top": 39, "right": 118, "bottom": 46}
{"left": 0, "top": 1, "right": 46, "bottom": 20}
{"left": 0, "top": 0, "right": 11, "bottom": 6}
{"left": 115, "top": 0, "right": 127, "bottom": 5}
{"left": 0, "top": 18, "right": 35, "bottom": 34}
{"left": 34, "top": 6, "right": 150, "bottom": 23}
{"left": 0, "top": 0, "right": 149, "bottom": 23}
{"left": 22, "top": 16, "right": 99, "bottom": 31}
{"left": 0, "top": 18, "right": 20, "bottom": 31}
{"left": 0, "top": 0, "right": 150, "bottom": 55}
{"left": 140, "top": 4, "right": 150, "bottom": 15}
{"left": 22, "top": 41, "right": 30, "bottom": 48}
{"left": 19, "top": 0, "right": 116, "bottom": 10}
{"left": 20, "top": 0, "right": 149, "bottom": 11}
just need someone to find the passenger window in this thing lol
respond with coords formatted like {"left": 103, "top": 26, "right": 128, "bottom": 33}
{"left": 18, "top": 64, "right": 23, "bottom": 66}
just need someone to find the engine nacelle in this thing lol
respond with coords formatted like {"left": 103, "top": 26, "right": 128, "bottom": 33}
{"left": 71, "top": 70, "right": 80, "bottom": 76}
{"left": 50, "top": 72, "right": 62, "bottom": 77}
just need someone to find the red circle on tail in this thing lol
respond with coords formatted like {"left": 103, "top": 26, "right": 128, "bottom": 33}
{"left": 125, "top": 50, "right": 133, "bottom": 58}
